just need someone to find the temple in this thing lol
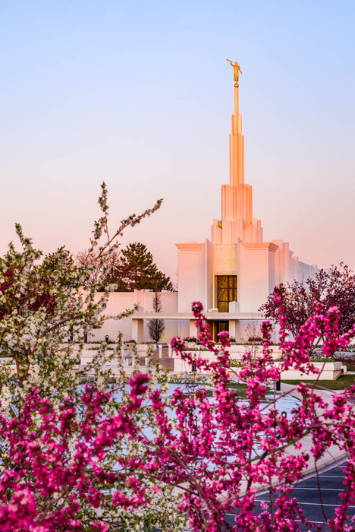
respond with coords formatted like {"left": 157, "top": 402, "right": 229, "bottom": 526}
{"left": 94, "top": 64, "right": 316, "bottom": 342}
{"left": 173, "top": 64, "right": 315, "bottom": 340}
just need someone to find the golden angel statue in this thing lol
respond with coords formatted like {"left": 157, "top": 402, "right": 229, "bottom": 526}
{"left": 226, "top": 58, "right": 242, "bottom": 87}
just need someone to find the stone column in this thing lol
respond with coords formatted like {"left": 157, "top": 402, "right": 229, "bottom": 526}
{"left": 131, "top": 319, "right": 144, "bottom": 343}
{"left": 189, "top": 319, "right": 198, "bottom": 339}
{"left": 228, "top": 319, "right": 237, "bottom": 340}
{"left": 234, "top": 320, "right": 244, "bottom": 342}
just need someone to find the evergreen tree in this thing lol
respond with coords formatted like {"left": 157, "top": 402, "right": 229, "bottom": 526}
{"left": 113, "top": 242, "right": 173, "bottom": 292}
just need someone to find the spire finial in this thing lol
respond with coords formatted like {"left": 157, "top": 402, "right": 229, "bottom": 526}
{"left": 226, "top": 58, "right": 242, "bottom": 87}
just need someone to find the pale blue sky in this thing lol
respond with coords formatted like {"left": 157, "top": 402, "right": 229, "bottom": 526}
{"left": 1, "top": 1, "right": 355, "bottom": 280}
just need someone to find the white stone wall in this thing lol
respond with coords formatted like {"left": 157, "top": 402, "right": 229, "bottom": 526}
{"left": 238, "top": 244, "right": 270, "bottom": 312}
{"left": 89, "top": 291, "right": 180, "bottom": 343}
{"left": 176, "top": 242, "right": 207, "bottom": 312}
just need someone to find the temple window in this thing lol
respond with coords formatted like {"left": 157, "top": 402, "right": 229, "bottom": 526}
{"left": 216, "top": 275, "right": 237, "bottom": 312}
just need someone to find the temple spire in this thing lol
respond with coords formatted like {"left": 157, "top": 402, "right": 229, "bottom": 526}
{"left": 234, "top": 84, "right": 239, "bottom": 114}
{"left": 226, "top": 59, "right": 244, "bottom": 187}
{"left": 210, "top": 61, "right": 263, "bottom": 244}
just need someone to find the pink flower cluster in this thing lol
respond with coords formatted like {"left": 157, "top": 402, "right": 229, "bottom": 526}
{"left": 0, "top": 376, "right": 151, "bottom": 531}
{"left": 0, "top": 297, "right": 354, "bottom": 531}
{"left": 166, "top": 301, "right": 354, "bottom": 530}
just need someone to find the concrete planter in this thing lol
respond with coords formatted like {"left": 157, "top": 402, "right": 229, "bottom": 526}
{"left": 280, "top": 361, "right": 343, "bottom": 381}
{"left": 185, "top": 341, "right": 197, "bottom": 349}
{"left": 135, "top": 343, "right": 158, "bottom": 355}
{"left": 180, "top": 345, "right": 283, "bottom": 362}
{"left": 136, "top": 344, "right": 149, "bottom": 355}
{"left": 170, "top": 357, "right": 344, "bottom": 381}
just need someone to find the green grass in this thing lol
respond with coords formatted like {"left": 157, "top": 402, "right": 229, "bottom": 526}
{"left": 182, "top": 382, "right": 248, "bottom": 398}
{"left": 342, "top": 361, "right": 355, "bottom": 372}
{"left": 310, "top": 358, "right": 336, "bottom": 362}
{"left": 227, "top": 382, "right": 247, "bottom": 390}
{"left": 282, "top": 374, "right": 355, "bottom": 390}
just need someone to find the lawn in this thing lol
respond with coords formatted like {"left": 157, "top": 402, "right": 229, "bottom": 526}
{"left": 282, "top": 373, "right": 355, "bottom": 390}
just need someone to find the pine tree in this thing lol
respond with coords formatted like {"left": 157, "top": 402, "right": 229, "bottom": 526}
{"left": 114, "top": 242, "right": 173, "bottom": 291}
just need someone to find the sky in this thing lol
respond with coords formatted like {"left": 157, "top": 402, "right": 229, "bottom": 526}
{"left": 1, "top": 0, "right": 354, "bottom": 283}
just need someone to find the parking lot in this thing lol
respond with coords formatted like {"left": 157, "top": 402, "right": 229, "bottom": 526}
{"left": 223, "top": 459, "right": 354, "bottom": 530}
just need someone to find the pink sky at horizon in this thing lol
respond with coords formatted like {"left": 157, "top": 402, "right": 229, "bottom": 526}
{"left": 1, "top": 1, "right": 354, "bottom": 283}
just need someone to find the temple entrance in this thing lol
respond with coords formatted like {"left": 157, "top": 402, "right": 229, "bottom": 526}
{"left": 212, "top": 320, "right": 229, "bottom": 341}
